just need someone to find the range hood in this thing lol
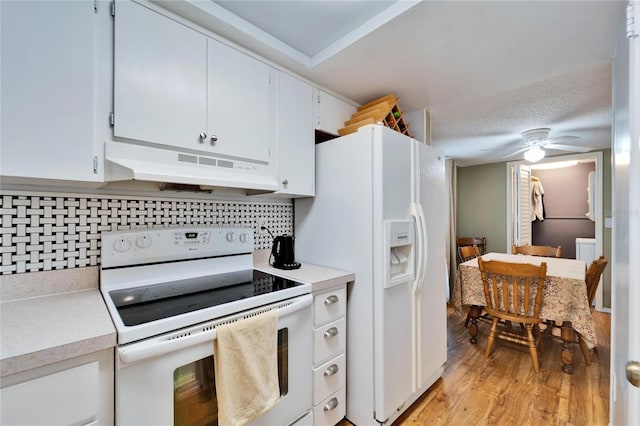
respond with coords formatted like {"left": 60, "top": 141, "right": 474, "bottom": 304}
{"left": 105, "top": 141, "right": 279, "bottom": 192}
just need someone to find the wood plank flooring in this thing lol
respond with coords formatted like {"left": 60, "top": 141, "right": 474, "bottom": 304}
{"left": 339, "top": 305, "right": 610, "bottom": 425}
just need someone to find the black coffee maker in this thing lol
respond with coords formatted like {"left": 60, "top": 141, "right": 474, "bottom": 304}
{"left": 270, "top": 235, "right": 301, "bottom": 270}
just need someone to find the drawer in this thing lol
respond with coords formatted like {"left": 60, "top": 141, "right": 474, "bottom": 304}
{"left": 313, "top": 286, "right": 346, "bottom": 327}
{"left": 313, "top": 354, "right": 346, "bottom": 405}
{"left": 313, "top": 387, "right": 346, "bottom": 426}
{"left": 1, "top": 362, "right": 99, "bottom": 426}
{"left": 314, "top": 317, "right": 346, "bottom": 365}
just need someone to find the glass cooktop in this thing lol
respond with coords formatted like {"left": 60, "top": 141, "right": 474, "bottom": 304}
{"left": 109, "top": 269, "right": 302, "bottom": 326}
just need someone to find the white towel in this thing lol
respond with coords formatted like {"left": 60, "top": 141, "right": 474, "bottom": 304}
{"left": 214, "top": 309, "right": 280, "bottom": 426}
{"left": 531, "top": 180, "right": 545, "bottom": 221}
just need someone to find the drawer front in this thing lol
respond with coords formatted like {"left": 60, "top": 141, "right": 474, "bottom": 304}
{"left": 313, "top": 286, "right": 346, "bottom": 327}
{"left": 313, "top": 354, "right": 346, "bottom": 405}
{"left": 1, "top": 361, "right": 98, "bottom": 426}
{"left": 313, "top": 387, "right": 346, "bottom": 426}
{"left": 313, "top": 317, "right": 346, "bottom": 365}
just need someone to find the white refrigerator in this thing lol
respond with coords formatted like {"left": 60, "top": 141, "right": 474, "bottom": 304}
{"left": 295, "top": 124, "right": 447, "bottom": 425}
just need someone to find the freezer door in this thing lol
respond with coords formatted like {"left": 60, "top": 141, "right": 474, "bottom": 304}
{"left": 372, "top": 126, "right": 415, "bottom": 422}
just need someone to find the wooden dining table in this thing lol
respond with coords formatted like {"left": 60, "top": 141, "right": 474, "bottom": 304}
{"left": 452, "top": 252, "right": 595, "bottom": 374}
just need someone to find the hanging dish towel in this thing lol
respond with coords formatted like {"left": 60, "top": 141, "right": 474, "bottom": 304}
{"left": 214, "top": 309, "right": 280, "bottom": 426}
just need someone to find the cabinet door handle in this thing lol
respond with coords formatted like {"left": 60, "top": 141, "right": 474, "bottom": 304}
{"left": 282, "top": 179, "right": 288, "bottom": 185}
{"left": 323, "top": 363, "right": 339, "bottom": 377}
{"left": 324, "top": 327, "right": 339, "bottom": 339}
{"left": 199, "top": 132, "right": 207, "bottom": 140}
{"left": 210, "top": 135, "right": 218, "bottom": 143}
{"left": 323, "top": 397, "right": 339, "bottom": 412}
{"left": 324, "top": 295, "right": 339, "bottom": 305}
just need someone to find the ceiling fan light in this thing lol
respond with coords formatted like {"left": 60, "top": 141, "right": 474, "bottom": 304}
{"left": 524, "top": 145, "right": 545, "bottom": 162}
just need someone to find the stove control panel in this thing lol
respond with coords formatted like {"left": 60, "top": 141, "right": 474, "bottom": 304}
{"left": 173, "top": 230, "right": 211, "bottom": 245}
{"left": 101, "top": 226, "right": 254, "bottom": 268}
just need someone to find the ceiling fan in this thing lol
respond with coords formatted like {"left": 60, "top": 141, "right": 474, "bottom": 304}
{"left": 500, "top": 128, "right": 591, "bottom": 162}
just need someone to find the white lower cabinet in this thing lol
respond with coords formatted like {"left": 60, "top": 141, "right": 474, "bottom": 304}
{"left": 313, "top": 354, "right": 346, "bottom": 403}
{"left": 314, "top": 388, "right": 347, "bottom": 426}
{"left": 312, "top": 285, "right": 346, "bottom": 425}
{"left": 0, "top": 349, "right": 114, "bottom": 426}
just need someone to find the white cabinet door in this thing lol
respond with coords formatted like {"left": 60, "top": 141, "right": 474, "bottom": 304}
{"left": 0, "top": 349, "right": 114, "bottom": 426}
{"left": 0, "top": 0, "right": 100, "bottom": 182}
{"left": 1, "top": 362, "right": 99, "bottom": 425}
{"left": 313, "top": 89, "right": 357, "bottom": 135}
{"left": 114, "top": 0, "right": 207, "bottom": 151}
{"left": 277, "top": 73, "right": 314, "bottom": 196}
{"left": 208, "top": 39, "right": 273, "bottom": 163}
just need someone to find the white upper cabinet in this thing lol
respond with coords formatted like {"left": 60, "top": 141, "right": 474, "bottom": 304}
{"left": 114, "top": 0, "right": 207, "bottom": 151}
{"left": 276, "top": 72, "right": 314, "bottom": 197}
{"left": 208, "top": 40, "right": 273, "bottom": 163}
{"left": 313, "top": 89, "right": 357, "bottom": 136}
{"left": 113, "top": 1, "right": 274, "bottom": 165}
{"left": 0, "top": 0, "right": 102, "bottom": 183}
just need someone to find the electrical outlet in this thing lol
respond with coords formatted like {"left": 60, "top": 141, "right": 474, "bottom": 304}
{"left": 258, "top": 218, "right": 269, "bottom": 235}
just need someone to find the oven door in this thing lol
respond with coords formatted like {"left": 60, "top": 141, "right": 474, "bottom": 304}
{"left": 115, "top": 294, "right": 312, "bottom": 426}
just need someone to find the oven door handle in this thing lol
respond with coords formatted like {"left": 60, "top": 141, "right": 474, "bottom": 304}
{"left": 118, "top": 294, "right": 312, "bottom": 365}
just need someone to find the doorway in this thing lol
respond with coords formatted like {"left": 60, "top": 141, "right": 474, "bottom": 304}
{"left": 506, "top": 151, "right": 604, "bottom": 310}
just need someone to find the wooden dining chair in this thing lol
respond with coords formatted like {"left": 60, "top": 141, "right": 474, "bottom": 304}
{"left": 586, "top": 256, "right": 608, "bottom": 306}
{"left": 458, "top": 245, "right": 483, "bottom": 327}
{"left": 477, "top": 257, "right": 548, "bottom": 372}
{"left": 512, "top": 244, "right": 562, "bottom": 258}
{"left": 458, "top": 245, "right": 481, "bottom": 263}
{"left": 457, "top": 237, "right": 487, "bottom": 256}
{"left": 545, "top": 255, "right": 609, "bottom": 367}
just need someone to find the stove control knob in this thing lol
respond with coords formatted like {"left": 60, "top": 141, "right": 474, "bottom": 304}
{"left": 113, "top": 238, "right": 131, "bottom": 253}
{"left": 239, "top": 233, "right": 249, "bottom": 243}
{"left": 226, "top": 232, "right": 235, "bottom": 242}
{"left": 135, "top": 235, "right": 152, "bottom": 249}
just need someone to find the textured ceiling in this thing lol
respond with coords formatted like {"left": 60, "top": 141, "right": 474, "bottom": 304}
{"left": 155, "top": 0, "right": 627, "bottom": 166}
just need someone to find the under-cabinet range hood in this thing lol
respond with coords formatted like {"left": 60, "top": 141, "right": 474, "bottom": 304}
{"left": 104, "top": 141, "right": 279, "bottom": 192}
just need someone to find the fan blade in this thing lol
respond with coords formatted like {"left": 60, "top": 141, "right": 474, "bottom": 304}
{"left": 500, "top": 146, "right": 529, "bottom": 159}
{"left": 481, "top": 143, "right": 524, "bottom": 152}
{"left": 544, "top": 143, "right": 592, "bottom": 153}
{"left": 548, "top": 135, "right": 580, "bottom": 143}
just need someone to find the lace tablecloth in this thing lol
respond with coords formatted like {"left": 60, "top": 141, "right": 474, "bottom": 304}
{"left": 452, "top": 252, "right": 596, "bottom": 346}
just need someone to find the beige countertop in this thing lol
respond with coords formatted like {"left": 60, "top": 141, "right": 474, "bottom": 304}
{"left": 0, "top": 267, "right": 116, "bottom": 377}
{"left": 0, "top": 252, "right": 353, "bottom": 378}
{"left": 253, "top": 249, "right": 355, "bottom": 292}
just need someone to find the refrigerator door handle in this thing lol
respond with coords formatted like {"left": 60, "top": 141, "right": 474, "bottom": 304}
{"left": 417, "top": 201, "right": 428, "bottom": 292}
{"left": 411, "top": 203, "right": 425, "bottom": 294}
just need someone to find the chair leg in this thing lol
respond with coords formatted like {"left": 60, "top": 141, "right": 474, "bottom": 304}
{"left": 526, "top": 325, "right": 540, "bottom": 372}
{"left": 485, "top": 318, "right": 498, "bottom": 358}
{"left": 534, "top": 323, "right": 544, "bottom": 353}
{"left": 577, "top": 333, "right": 592, "bottom": 365}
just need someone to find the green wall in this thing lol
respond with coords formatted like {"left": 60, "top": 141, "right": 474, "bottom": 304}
{"left": 456, "top": 162, "right": 508, "bottom": 253}
{"left": 456, "top": 149, "right": 612, "bottom": 309}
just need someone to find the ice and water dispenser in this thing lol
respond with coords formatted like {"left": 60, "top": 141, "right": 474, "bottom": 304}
{"left": 384, "top": 220, "right": 415, "bottom": 288}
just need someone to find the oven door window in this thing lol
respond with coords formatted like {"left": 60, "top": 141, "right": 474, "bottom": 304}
{"left": 174, "top": 328, "right": 289, "bottom": 426}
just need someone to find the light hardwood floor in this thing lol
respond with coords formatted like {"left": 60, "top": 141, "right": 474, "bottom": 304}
{"left": 340, "top": 305, "right": 610, "bottom": 425}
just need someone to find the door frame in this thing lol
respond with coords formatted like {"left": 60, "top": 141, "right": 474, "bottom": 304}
{"left": 610, "top": 1, "right": 639, "bottom": 422}
{"left": 506, "top": 151, "right": 604, "bottom": 311}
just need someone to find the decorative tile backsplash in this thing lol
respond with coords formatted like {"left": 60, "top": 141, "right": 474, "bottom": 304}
{"left": 0, "top": 194, "right": 293, "bottom": 275}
